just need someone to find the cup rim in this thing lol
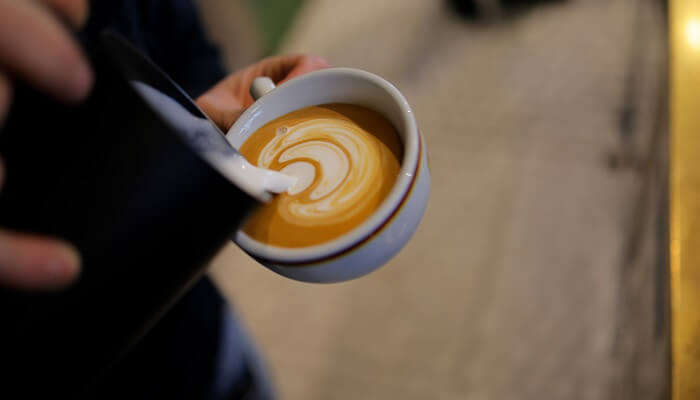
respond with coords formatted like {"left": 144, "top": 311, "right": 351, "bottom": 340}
{"left": 230, "top": 67, "right": 419, "bottom": 264}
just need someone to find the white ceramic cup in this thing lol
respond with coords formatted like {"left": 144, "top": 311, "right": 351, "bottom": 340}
{"left": 226, "top": 68, "right": 429, "bottom": 283}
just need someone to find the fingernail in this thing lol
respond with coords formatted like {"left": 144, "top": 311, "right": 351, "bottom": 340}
{"left": 43, "top": 245, "right": 81, "bottom": 285}
{"left": 68, "top": 60, "right": 94, "bottom": 102}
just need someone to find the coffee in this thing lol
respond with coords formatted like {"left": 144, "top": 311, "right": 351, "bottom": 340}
{"left": 239, "top": 103, "right": 402, "bottom": 247}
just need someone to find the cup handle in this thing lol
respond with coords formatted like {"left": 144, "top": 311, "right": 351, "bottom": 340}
{"left": 250, "top": 77, "right": 276, "bottom": 100}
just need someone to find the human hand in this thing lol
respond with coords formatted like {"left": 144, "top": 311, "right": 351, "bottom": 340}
{"left": 0, "top": 0, "right": 93, "bottom": 121}
{"left": 0, "top": 159, "right": 81, "bottom": 290}
{"left": 0, "top": 0, "right": 89, "bottom": 289}
{"left": 196, "top": 54, "right": 330, "bottom": 131}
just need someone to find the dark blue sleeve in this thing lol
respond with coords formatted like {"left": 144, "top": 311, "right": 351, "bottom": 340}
{"left": 84, "top": 0, "right": 227, "bottom": 97}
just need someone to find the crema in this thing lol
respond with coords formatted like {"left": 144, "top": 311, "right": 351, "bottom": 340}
{"left": 240, "top": 104, "right": 402, "bottom": 247}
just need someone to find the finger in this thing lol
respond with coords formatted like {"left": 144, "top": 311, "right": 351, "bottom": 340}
{"left": 196, "top": 92, "right": 244, "bottom": 132}
{"left": 0, "top": 230, "right": 81, "bottom": 290}
{"left": 235, "top": 54, "right": 330, "bottom": 108}
{"left": 41, "top": 0, "right": 89, "bottom": 28}
{"left": 195, "top": 54, "right": 330, "bottom": 129}
{"left": 0, "top": 72, "right": 12, "bottom": 125}
{"left": 278, "top": 55, "right": 330, "bottom": 83}
{"left": 0, "top": 0, "right": 93, "bottom": 103}
{"left": 255, "top": 54, "right": 330, "bottom": 83}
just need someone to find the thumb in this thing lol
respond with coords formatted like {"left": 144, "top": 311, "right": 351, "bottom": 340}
{"left": 196, "top": 91, "right": 245, "bottom": 132}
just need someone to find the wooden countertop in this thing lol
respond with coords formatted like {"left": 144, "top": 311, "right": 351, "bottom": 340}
{"left": 671, "top": 0, "right": 700, "bottom": 398}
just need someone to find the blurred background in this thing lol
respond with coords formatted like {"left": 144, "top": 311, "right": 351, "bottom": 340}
{"left": 198, "top": 0, "right": 670, "bottom": 398}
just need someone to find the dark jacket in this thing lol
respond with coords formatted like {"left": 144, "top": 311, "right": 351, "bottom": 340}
{"left": 83, "top": 0, "right": 227, "bottom": 97}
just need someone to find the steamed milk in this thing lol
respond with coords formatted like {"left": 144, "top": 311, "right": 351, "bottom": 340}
{"left": 240, "top": 104, "right": 402, "bottom": 247}
{"left": 131, "top": 81, "right": 295, "bottom": 199}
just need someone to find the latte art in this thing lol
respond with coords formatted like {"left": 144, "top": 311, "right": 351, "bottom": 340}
{"left": 240, "top": 104, "right": 402, "bottom": 248}
{"left": 257, "top": 118, "right": 384, "bottom": 225}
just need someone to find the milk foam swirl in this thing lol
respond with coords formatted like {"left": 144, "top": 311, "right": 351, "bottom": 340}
{"left": 256, "top": 119, "right": 384, "bottom": 226}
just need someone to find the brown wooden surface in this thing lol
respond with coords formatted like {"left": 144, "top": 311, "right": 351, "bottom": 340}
{"left": 670, "top": 1, "right": 700, "bottom": 399}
